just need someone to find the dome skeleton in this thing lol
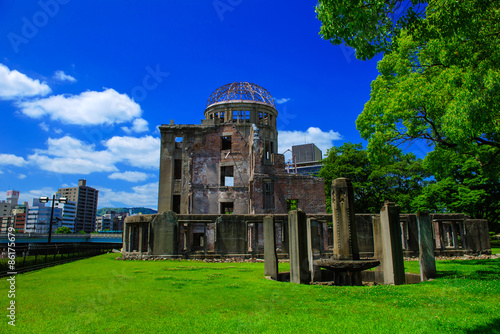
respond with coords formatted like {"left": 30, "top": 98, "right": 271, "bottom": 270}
{"left": 206, "top": 82, "right": 275, "bottom": 107}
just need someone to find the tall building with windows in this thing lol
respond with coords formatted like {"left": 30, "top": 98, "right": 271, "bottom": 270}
{"left": 54, "top": 200, "right": 77, "bottom": 232}
{"left": 58, "top": 179, "right": 99, "bottom": 233}
{"left": 25, "top": 199, "right": 63, "bottom": 233}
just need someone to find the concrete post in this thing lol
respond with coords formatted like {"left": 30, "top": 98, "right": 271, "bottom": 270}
{"left": 379, "top": 202, "right": 405, "bottom": 285}
{"left": 288, "top": 210, "right": 310, "bottom": 284}
{"left": 264, "top": 216, "right": 279, "bottom": 280}
{"left": 307, "top": 219, "right": 321, "bottom": 283}
{"left": 372, "top": 215, "right": 384, "bottom": 283}
{"left": 331, "top": 178, "right": 359, "bottom": 260}
{"left": 417, "top": 212, "right": 436, "bottom": 281}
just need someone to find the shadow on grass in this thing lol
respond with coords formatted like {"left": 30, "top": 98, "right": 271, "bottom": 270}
{"left": 437, "top": 259, "right": 500, "bottom": 280}
{"left": 464, "top": 317, "right": 500, "bottom": 334}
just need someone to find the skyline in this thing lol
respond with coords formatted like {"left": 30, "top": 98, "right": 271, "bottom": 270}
{"left": 0, "top": 1, "right": 428, "bottom": 209}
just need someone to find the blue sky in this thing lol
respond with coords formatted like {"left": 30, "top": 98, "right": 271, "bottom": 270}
{"left": 0, "top": 0, "right": 398, "bottom": 209}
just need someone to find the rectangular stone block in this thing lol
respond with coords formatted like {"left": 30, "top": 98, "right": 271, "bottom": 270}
{"left": 379, "top": 203, "right": 405, "bottom": 285}
{"left": 150, "top": 211, "right": 178, "bottom": 255}
{"left": 417, "top": 212, "right": 436, "bottom": 281}
{"left": 289, "top": 210, "right": 310, "bottom": 284}
{"left": 264, "top": 216, "right": 278, "bottom": 280}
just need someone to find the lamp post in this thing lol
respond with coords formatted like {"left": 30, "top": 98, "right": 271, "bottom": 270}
{"left": 39, "top": 195, "right": 68, "bottom": 244}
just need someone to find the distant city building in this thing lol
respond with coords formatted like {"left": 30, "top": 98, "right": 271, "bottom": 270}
{"left": 0, "top": 190, "right": 20, "bottom": 219}
{"left": 25, "top": 199, "right": 63, "bottom": 233}
{"left": 12, "top": 203, "right": 28, "bottom": 233}
{"left": 0, "top": 201, "right": 10, "bottom": 218}
{"left": 54, "top": 200, "right": 77, "bottom": 232}
{"left": 6, "top": 190, "right": 19, "bottom": 207}
{"left": 287, "top": 143, "right": 323, "bottom": 176}
{"left": 58, "top": 179, "right": 99, "bottom": 233}
{"left": 0, "top": 191, "right": 23, "bottom": 232}
{"left": 95, "top": 211, "right": 128, "bottom": 232}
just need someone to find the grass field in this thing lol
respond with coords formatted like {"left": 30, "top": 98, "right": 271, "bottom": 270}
{"left": 1, "top": 252, "right": 499, "bottom": 334}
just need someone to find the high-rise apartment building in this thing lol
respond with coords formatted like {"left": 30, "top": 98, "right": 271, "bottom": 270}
{"left": 25, "top": 199, "right": 63, "bottom": 233}
{"left": 58, "top": 179, "right": 98, "bottom": 233}
{"left": 54, "top": 200, "right": 76, "bottom": 232}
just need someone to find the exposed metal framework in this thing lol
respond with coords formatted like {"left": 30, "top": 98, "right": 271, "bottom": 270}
{"left": 206, "top": 82, "right": 275, "bottom": 107}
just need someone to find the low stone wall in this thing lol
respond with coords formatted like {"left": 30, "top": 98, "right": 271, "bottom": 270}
{"left": 122, "top": 212, "right": 491, "bottom": 259}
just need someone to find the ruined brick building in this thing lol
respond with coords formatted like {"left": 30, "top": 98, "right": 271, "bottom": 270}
{"left": 157, "top": 82, "right": 326, "bottom": 215}
{"left": 122, "top": 82, "right": 491, "bottom": 259}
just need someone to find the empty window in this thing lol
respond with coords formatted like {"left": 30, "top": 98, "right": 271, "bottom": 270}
{"left": 174, "top": 159, "right": 182, "bottom": 180}
{"left": 264, "top": 140, "right": 271, "bottom": 160}
{"left": 220, "top": 166, "right": 234, "bottom": 187}
{"left": 263, "top": 181, "right": 274, "bottom": 209}
{"left": 220, "top": 111, "right": 225, "bottom": 122}
{"left": 263, "top": 113, "right": 269, "bottom": 125}
{"left": 221, "top": 136, "right": 231, "bottom": 151}
{"left": 258, "top": 112, "right": 263, "bottom": 124}
{"left": 173, "top": 195, "right": 181, "bottom": 214}
{"left": 175, "top": 137, "right": 183, "bottom": 142}
{"left": 245, "top": 111, "right": 250, "bottom": 122}
{"left": 221, "top": 202, "right": 234, "bottom": 214}
{"left": 287, "top": 199, "right": 298, "bottom": 212}
{"left": 232, "top": 111, "right": 237, "bottom": 122}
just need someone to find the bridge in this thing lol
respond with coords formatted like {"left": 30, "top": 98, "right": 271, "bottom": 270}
{"left": 0, "top": 233, "right": 123, "bottom": 245}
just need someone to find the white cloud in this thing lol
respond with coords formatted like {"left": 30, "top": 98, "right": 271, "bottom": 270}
{"left": 39, "top": 122, "right": 50, "bottom": 132}
{"left": 104, "top": 135, "right": 160, "bottom": 169}
{"left": 17, "top": 88, "right": 141, "bottom": 126}
{"left": 26, "top": 135, "right": 160, "bottom": 175}
{"left": 28, "top": 136, "right": 117, "bottom": 174}
{"left": 18, "top": 174, "right": 26, "bottom": 179}
{"left": 108, "top": 171, "right": 153, "bottom": 182}
{"left": 0, "top": 63, "right": 51, "bottom": 100}
{"left": 0, "top": 153, "right": 28, "bottom": 166}
{"left": 97, "top": 182, "right": 159, "bottom": 208}
{"left": 121, "top": 118, "right": 149, "bottom": 134}
{"left": 278, "top": 127, "right": 342, "bottom": 158}
{"left": 15, "top": 187, "right": 58, "bottom": 206}
{"left": 275, "top": 98, "right": 291, "bottom": 104}
{"left": 53, "top": 70, "right": 76, "bottom": 83}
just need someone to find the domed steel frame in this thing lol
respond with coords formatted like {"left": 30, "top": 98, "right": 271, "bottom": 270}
{"left": 206, "top": 82, "right": 275, "bottom": 107}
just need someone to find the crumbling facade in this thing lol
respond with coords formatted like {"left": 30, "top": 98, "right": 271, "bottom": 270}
{"left": 123, "top": 83, "right": 491, "bottom": 261}
{"left": 157, "top": 82, "right": 326, "bottom": 215}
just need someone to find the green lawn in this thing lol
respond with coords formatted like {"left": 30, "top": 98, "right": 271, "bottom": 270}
{"left": 1, "top": 253, "right": 499, "bottom": 334}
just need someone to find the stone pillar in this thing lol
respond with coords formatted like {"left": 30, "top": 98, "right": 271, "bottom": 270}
{"left": 417, "top": 212, "right": 436, "bottom": 281}
{"left": 378, "top": 202, "right": 405, "bottom": 285}
{"left": 307, "top": 218, "right": 321, "bottom": 283}
{"left": 372, "top": 215, "right": 384, "bottom": 283}
{"left": 264, "top": 216, "right": 278, "bottom": 280}
{"left": 288, "top": 210, "right": 310, "bottom": 284}
{"left": 331, "top": 178, "right": 359, "bottom": 260}
{"left": 150, "top": 211, "right": 178, "bottom": 255}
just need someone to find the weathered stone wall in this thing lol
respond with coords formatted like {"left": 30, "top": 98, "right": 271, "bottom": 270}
{"left": 123, "top": 212, "right": 491, "bottom": 259}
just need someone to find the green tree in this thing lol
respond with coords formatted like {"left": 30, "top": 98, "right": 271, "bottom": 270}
{"left": 54, "top": 226, "right": 72, "bottom": 234}
{"left": 413, "top": 148, "right": 500, "bottom": 232}
{"left": 318, "top": 142, "right": 427, "bottom": 213}
{"left": 318, "top": 0, "right": 500, "bottom": 170}
{"left": 316, "top": 0, "right": 426, "bottom": 60}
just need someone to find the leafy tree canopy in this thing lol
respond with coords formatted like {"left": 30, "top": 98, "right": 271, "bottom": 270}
{"left": 318, "top": 0, "right": 500, "bottom": 171}
{"left": 413, "top": 147, "right": 500, "bottom": 231}
{"left": 54, "top": 226, "right": 72, "bottom": 234}
{"left": 316, "top": 0, "right": 426, "bottom": 60}
{"left": 318, "top": 142, "right": 428, "bottom": 213}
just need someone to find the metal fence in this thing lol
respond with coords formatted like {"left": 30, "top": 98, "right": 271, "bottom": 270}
{"left": 0, "top": 243, "right": 116, "bottom": 277}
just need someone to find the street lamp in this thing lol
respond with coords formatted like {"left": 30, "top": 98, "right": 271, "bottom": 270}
{"left": 39, "top": 195, "right": 68, "bottom": 244}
